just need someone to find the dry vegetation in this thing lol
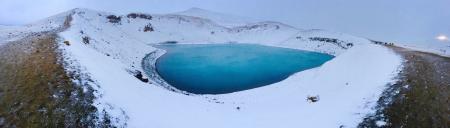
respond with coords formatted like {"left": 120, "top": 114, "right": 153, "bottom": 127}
{"left": 359, "top": 46, "right": 450, "bottom": 128}
{"left": 0, "top": 33, "right": 100, "bottom": 127}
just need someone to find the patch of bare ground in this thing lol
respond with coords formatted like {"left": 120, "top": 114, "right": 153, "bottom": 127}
{"left": 359, "top": 46, "right": 450, "bottom": 128}
{"left": 0, "top": 33, "right": 103, "bottom": 127}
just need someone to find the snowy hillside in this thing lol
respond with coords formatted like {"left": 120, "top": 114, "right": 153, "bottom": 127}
{"left": 0, "top": 11, "right": 72, "bottom": 44}
{"left": 2, "top": 8, "right": 404, "bottom": 127}
{"left": 396, "top": 41, "right": 450, "bottom": 57}
{"left": 175, "top": 7, "right": 260, "bottom": 28}
{"left": 0, "top": 25, "right": 8, "bottom": 29}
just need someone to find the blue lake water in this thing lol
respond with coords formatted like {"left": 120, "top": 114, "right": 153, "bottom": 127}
{"left": 149, "top": 44, "right": 334, "bottom": 94}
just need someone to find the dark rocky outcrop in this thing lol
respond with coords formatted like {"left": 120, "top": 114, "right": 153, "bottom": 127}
{"left": 308, "top": 37, "right": 354, "bottom": 49}
{"left": 106, "top": 15, "right": 121, "bottom": 23}
{"left": 127, "top": 13, "right": 152, "bottom": 20}
{"left": 143, "top": 23, "right": 154, "bottom": 32}
{"left": 134, "top": 70, "right": 149, "bottom": 83}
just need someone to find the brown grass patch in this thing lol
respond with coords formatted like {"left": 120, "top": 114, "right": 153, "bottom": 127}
{"left": 359, "top": 46, "right": 450, "bottom": 128}
{"left": 0, "top": 34, "right": 98, "bottom": 127}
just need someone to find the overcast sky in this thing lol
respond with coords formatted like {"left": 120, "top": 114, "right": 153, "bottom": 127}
{"left": 0, "top": 0, "right": 449, "bottom": 45}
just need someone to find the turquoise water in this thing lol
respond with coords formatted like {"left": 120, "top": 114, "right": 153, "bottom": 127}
{"left": 149, "top": 44, "right": 334, "bottom": 94}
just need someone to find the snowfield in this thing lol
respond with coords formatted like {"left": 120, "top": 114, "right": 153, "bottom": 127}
{"left": 174, "top": 8, "right": 261, "bottom": 28}
{"left": 0, "top": 11, "right": 71, "bottom": 45}
{"left": 3, "top": 8, "right": 404, "bottom": 127}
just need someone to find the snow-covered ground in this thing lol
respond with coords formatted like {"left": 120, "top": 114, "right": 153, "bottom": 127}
{"left": 0, "top": 11, "right": 71, "bottom": 45}
{"left": 174, "top": 8, "right": 260, "bottom": 28}
{"left": 396, "top": 42, "right": 450, "bottom": 57}
{"left": 4, "top": 8, "right": 405, "bottom": 127}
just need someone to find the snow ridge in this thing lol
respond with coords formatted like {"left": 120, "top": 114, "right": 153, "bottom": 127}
{"left": 4, "top": 8, "right": 403, "bottom": 128}
{"left": 175, "top": 7, "right": 260, "bottom": 28}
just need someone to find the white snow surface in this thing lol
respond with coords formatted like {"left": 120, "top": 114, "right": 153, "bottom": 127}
{"left": 396, "top": 42, "right": 450, "bottom": 57}
{"left": 7, "top": 8, "right": 404, "bottom": 127}
{"left": 0, "top": 10, "right": 72, "bottom": 45}
{"left": 175, "top": 7, "right": 260, "bottom": 28}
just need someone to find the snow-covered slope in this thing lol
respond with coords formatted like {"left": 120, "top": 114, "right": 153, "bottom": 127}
{"left": 396, "top": 41, "right": 450, "bottom": 57}
{"left": 175, "top": 7, "right": 260, "bottom": 28}
{"left": 0, "top": 25, "right": 8, "bottom": 29}
{"left": 0, "top": 11, "right": 72, "bottom": 45}
{"left": 3, "top": 8, "right": 404, "bottom": 127}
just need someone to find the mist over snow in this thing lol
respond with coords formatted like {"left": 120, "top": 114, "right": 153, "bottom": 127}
{"left": 0, "top": 6, "right": 406, "bottom": 127}
{"left": 1, "top": 0, "right": 449, "bottom": 46}
{"left": 0, "top": 0, "right": 448, "bottom": 126}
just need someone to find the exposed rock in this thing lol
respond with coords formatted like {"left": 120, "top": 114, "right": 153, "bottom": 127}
{"left": 127, "top": 13, "right": 152, "bottom": 20}
{"left": 106, "top": 15, "right": 121, "bottom": 23}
